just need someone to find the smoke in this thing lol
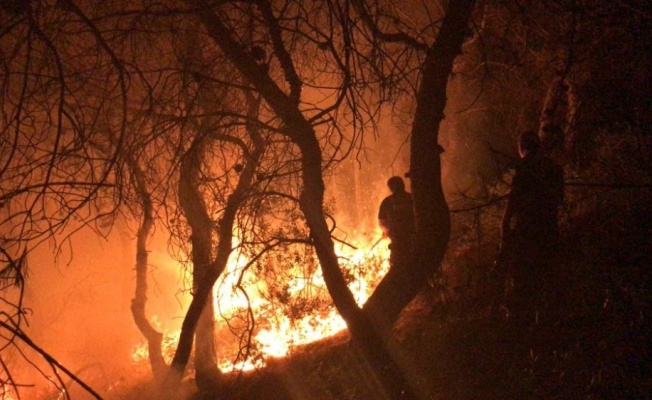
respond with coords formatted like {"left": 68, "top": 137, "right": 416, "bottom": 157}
{"left": 327, "top": 110, "right": 412, "bottom": 247}
{"left": 440, "top": 77, "right": 517, "bottom": 200}
{"left": 8, "top": 220, "right": 187, "bottom": 399}
{"left": 1, "top": 81, "right": 510, "bottom": 399}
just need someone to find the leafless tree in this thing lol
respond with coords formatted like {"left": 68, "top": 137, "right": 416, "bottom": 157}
{"left": 3, "top": 0, "right": 647, "bottom": 398}
{"left": 0, "top": 0, "right": 130, "bottom": 397}
{"left": 175, "top": 1, "right": 476, "bottom": 398}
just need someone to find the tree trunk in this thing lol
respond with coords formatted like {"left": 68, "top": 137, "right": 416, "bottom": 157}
{"left": 364, "top": 0, "right": 476, "bottom": 330}
{"left": 164, "top": 137, "right": 224, "bottom": 392}
{"left": 128, "top": 158, "right": 167, "bottom": 381}
{"left": 165, "top": 103, "right": 263, "bottom": 394}
{"left": 187, "top": 3, "right": 417, "bottom": 397}
{"left": 175, "top": 139, "right": 222, "bottom": 390}
{"left": 193, "top": 252, "right": 221, "bottom": 391}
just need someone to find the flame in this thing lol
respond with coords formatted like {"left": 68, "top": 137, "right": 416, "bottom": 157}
{"left": 132, "top": 235, "right": 390, "bottom": 372}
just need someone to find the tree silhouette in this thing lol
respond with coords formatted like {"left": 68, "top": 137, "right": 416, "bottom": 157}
{"left": 1, "top": 0, "right": 127, "bottom": 396}
{"left": 1, "top": 0, "right": 649, "bottom": 398}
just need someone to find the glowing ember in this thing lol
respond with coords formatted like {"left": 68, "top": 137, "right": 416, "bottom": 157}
{"left": 132, "top": 237, "right": 390, "bottom": 372}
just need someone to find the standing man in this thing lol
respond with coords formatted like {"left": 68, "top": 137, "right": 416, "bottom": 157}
{"left": 499, "top": 130, "right": 564, "bottom": 320}
{"left": 378, "top": 176, "right": 416, "bottom": 268}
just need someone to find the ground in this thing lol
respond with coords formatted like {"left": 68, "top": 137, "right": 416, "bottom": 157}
{"left": 125, "top": 204, "right": 651, "bottom": 400}
{"left": 184, "top": 280, "right": 650, "bottom": 400}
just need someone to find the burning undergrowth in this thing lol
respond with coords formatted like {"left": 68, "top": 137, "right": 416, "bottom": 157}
{"left": 131, "top": 237, "right": 390, "bottom": 374}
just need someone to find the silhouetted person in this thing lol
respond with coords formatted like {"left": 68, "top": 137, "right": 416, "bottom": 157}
{"left": 499, "top": 130, "right": 564, "bottom": 321}
{"left": 378, "top": 176, "right": 415, "bottom": 268}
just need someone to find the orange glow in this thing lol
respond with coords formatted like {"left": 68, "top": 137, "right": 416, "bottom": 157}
{"left": 1, "top": 392, "right": 16, "bottom": 400}
{"left": 131, "top": 236, "right": 390, "bottom": 372}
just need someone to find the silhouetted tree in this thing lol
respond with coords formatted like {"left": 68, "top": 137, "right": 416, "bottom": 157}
{"left": 0, "top": 0, "right": 128, "bottom": 396}
{"left": 183, "top": 0, "right": 477, "bottom": 398}
{"left": 3, "top": 1, "right": 649, "bottom": 398}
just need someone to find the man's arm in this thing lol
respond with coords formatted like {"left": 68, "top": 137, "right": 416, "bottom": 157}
{"left": 379, "top": 218, "right": 390, "bottom": 238}
{"left": 378, "top": 198, "right": 390, "bottom": 238}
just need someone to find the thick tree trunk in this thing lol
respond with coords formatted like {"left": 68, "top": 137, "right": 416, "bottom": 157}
{"left": 193, "top": 253, "right": 221, "bottom": 390}
{"left": 296, "top": 133, "right": 417, "bottom": 399}
{"left": 165, "top": 101, "right": 263, "bottom": 394}
{"left": 164, "top": 139, "right": 225, "bottom": 392}
{"left": 187, "top": 3, "right": 418, "bottom": 397}
{"left": 175, "top": 140, "right": 222, "bottom": 390}
{"left": 364, "top": 0, "right": 475, "bottom": 329}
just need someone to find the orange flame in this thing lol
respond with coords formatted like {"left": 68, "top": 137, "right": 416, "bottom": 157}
{"left": 132, "top": 236, "right": 390, "bottom": 372}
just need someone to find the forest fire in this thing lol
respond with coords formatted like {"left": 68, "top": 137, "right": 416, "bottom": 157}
{"left": 131, "top": 238, "right": 390, "bottom": 372}
{"left": 1, "top": 0, "right": 649, "bottom": 398}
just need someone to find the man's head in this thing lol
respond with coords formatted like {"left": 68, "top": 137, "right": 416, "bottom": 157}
{"left": 518, "top": 130, "right": 540, "bottom": 157}
{"left": 387, "top": 176, "right": 405, "bottom": 193}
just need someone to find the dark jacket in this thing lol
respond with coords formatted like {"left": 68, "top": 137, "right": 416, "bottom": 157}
{"left": 378, "top": 190, "right": 416, "bottom": 241}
